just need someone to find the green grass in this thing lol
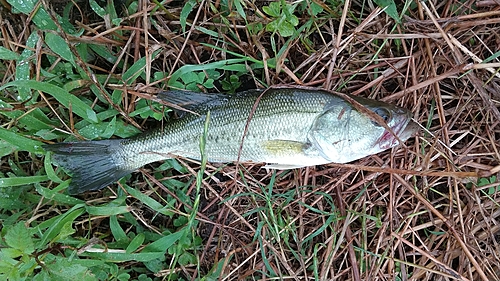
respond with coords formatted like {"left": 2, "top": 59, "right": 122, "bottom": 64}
{"left": 0, "top": 0, "right": 332, "bottom": 279}
{"left": 2, "top": 0, "right": 499, "bottom": 280}
{"left": 0, "top": 0, "right": 242, "bottom": 279}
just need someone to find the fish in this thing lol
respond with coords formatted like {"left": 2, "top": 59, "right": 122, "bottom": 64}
{"left": 43, "top": 87, "right": 418, "bottom": 194}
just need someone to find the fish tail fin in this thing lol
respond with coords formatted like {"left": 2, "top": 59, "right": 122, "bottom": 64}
{"left": 43, "top": 140, "right": 131, "bottom": 194}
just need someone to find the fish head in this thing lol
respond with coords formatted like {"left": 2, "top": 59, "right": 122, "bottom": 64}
{"left": 307, "top": 97, "right": 418, "bottom": 163}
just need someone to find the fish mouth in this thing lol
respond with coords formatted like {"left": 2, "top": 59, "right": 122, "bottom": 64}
{"left": 378, "top": 115, "right": 418, "bottom": 149}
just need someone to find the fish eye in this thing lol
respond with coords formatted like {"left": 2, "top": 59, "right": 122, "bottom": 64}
{"left": 372, "top": 108, "right": 391, "bottom": 125}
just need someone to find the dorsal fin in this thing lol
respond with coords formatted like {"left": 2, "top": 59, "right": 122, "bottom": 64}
{"left": 157, "top": 90, "right": 228, "bottom": 111}
{"left": 156, "top": 89, "right": 264, "bottom": 111}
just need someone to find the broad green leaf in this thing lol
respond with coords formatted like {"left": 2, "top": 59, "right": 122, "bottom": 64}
{"left": 126, "top": 234, "right": 145, "bottom": 254}
{"left": 89, "top": 0, "right": 107, "bottom": 18}
{"left": 35, "top": 129, "right": 60, "bottom": 140}
{"left": 8, "top": 158, "right": 26, "bottom": 176}
{"left": 26, "top": 108, "right": 58, "bottom": 130}
{"left": 288, "top": 14, "right": 299, "bottom": 26}
{"left": 203, "top": 78, "right": 215, "bottom": 89}
{"left": 180, "top": 0, "right": 197, "bottom": 33}
{"left": 233, "top": 0, "right": 247, "bottom": 20}
{"left": 0, "top": 47, "right": 19, "bottom": 60}
{"left": 86, "top": 205, "right": 130, "bottom": 216}
{"left": 142, "top": 228, "right": 186, "bottom": 252}
{"left": 35, "top": 184, "right": 85, "bottom": 205}
{"left": 4, "top": 222, "right": 34, "bottom": 254}
{"left": 283, "top": 1, "right": 297, "bottom": 19}
{"left": 168, "top": 58, "right": 249, "bottom": 85}
{"left": 33, "top": 256, "right": 95, "bottom": 281}
{"left": 106, "top": 0, "right": 121, "bottom": 27}
{"left": 64, "top": 79, "right": 89, "bottom": 92}
{"left": 77, "top": 121, "right": 117, "bottom": 140}
{"left": 89, "top": 44, "right": 118, "bottom": 63}
{"left": 267, "top": 20, "right": 279, "bottom": 33}
{"left": 56, "top": 220, "right": 77, "bottom": 240}
{"left": 101, "top": 116, "right": 117, "bottom": 139}
{"left": 127, "top": 1, "right": 138, "bottom": 14}
{"left": 15, "top": 32, "right": 39, "bottom": 102}
{"left": 180, "top": 71, "right": 200, "bottom": 84}
{"left": 0, "top": 188, "right": 29, "bottom": 213}
{"left": 263, "top": 2, "right": 281, "bottom": 17}
{"left": 96, "top": 108, "right": 120, "bottom": 120}
{"left": 37, "top": 205, "right": 85, "bottom": 247}
{"left": 45, "top": 32, "right": 75, "bottom": 64}
{"left": 0, "top": 175, "right": 48, "bottom": 188}
{"left": 278, "top": 21, "right": 296, "bottom": 37}
{"left": 0, "top": 108, "right": 55, "bottom": 133}
{"left": 0, "top": 139, "right": 17, "bottom": 158}
{"left": 122, "top": 56, "right": 147, "bottom": 83}
{"left": 0, "top": 127, "right": 43, "bottom": 154}
{"left": 83, "top": 251, "right": 165, "bottom": 262}
{"left": 373, "top": 0, "right": 400, "bottom": 23}
{"left": 115, "top": 124, "right": 140, "bottom": 139}
{"left": 0, "top": 80, "right": 98, "bottom": 124}
{"left": 110, "top": 215, "right": 128, "bottom": 242}
{"left": 44, "top": 151, "right": 62, "bottom": 183}
{"left": 220, "top": 63, "right": 247, "bottom": 72}
{"left": 0, "top": 248, "right": 21, "bottom": 263}
{"left": 312, "top": 2, "right": 324, "bottom": 15}
{"left": 125, "top": 185, "right": 175, "bottom": 216}
{"left": 86, "top": 108, "right": 98, "bottom": 123}
{"left": 179, "top": 252, "right": 197, "bottom": 265}
{"left": 7, "top": 0, "right": 58, "bottom": 30}
{"left": 304, "top": 1, "right": 323, "bottom": 16}
{"left": 0, "top": 105, "right": 56, "bottom": 132}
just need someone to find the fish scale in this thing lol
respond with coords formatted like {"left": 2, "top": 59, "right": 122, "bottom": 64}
{"left": 44, "top": 88, "right": 417, "bottom": 194}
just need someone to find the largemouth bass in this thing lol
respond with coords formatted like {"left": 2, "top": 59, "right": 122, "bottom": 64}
{"left": 44, "top": 87, "right": 418, "bottom": 194}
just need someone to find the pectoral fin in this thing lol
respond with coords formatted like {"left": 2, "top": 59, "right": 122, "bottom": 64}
{"left": 261, "top": 140, "right": 310, "bottom": 170}
{"left": 261, "top": 139, "right": 306, "bottom": 156}
{"left": 260, "top": 140, "right": 332, "bottom": 170}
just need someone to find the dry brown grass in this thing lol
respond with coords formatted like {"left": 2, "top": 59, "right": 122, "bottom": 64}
{"left": 188, "top": 2, "right": 500, "bottom": 280}
{"left": 1, "top": 0, "right": 500, "bottom": 280}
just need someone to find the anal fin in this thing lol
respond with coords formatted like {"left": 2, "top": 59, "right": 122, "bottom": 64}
{"left": 262, "top": 163, "right": 306, "bottom": 170}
